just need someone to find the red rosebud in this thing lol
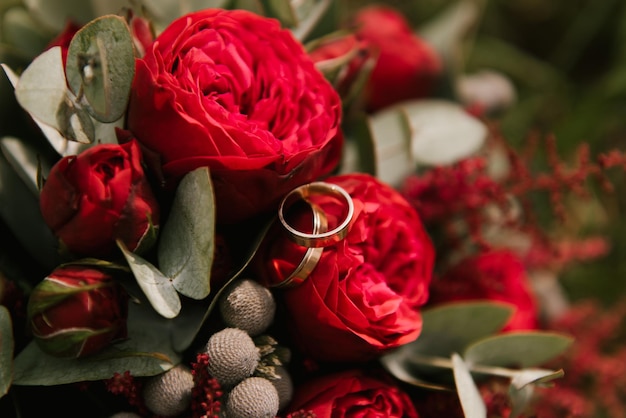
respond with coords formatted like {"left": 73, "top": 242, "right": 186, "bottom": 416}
{"left": 285, "top": 370, "right": 419, "bottom": 418}
{"left": 27, "top": 264, "right": 128, "bottom": 358}
{"left": 257, "top": 173, "right": 434, "bottom": 362}
{"left": 126, "top": 9, "right": 343, "bottom": 223}
{"left": 429, "top": 250, "right": 539, "bottom": 331}
{"left": 351, "top": 5, "right": 441, "bottom": 111}
{"left": 39, "top": 140, "right": 160, "bottom": 258}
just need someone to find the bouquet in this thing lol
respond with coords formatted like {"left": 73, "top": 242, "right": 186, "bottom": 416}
{"left": 1, "top": 0, "right": 625, "bottom": 417}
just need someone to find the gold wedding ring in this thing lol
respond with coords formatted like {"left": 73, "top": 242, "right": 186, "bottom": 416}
{"left": 271, "top": 203, "right": 327, "bottom": 289}
{"left": 278, "top": 182, "right": 354, "bottom": 248}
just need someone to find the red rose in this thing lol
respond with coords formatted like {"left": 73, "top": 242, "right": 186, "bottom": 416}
{"left": 285, "top": 370, "right": 419, "bottom": 418}
{"left": 126, "top": 9, "right": 343, "bottom": 223}
{"left": 27, "top": 264, "right": 128, "bottom": 358}
{"left": 257, "top": 173, "right": 434, "bottom": 362}
{"left": 429, "top": 250, "right": 539, "bottom": 331}
{"left": 351, "top": 5, "right": 441, "bottom": 111}
{"left": 39, "top": 140, "right": 159, "bottom": 258}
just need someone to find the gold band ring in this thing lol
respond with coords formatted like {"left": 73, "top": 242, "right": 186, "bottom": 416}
{"left": 278, "top": 182, "right": 354, "bottom": 248}
{"left": 271, "top": 203, "right": 327, "bottom": 289}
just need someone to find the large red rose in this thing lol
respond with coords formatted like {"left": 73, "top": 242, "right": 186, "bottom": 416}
{"left": 429, "top": 250, "right": 539, "bottom": 331}
{"left": 257, "top": 173, "right": 434, "bottom": 362}
{"left": 351, "top": 5, "right": 441, "bottom": 111}
{"left": 126, "top": 9, "right": 343, "bottom": 223}
{"left": 39, "top": 140, "right": 159, "bottom": 258}
{"left": 285, "top": 370, "right": 419, "bottom": 418}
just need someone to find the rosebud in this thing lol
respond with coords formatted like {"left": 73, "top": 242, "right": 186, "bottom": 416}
{"left": 27, "top": 264, "right": 128, "bottom": 358}
{"left": 39, "top": 140, "right": 160, "bottom": 258}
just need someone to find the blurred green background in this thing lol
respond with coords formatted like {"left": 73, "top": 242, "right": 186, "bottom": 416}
{"left": 344, "top": 0, "right": 626, "bottom": 307}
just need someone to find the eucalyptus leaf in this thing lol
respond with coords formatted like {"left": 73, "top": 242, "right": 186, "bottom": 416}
{"left": 1, "top": 62, "right": 87, "bottom": 157}
{"left": 379, "top": 352, "right": 451, "bottom": 392}
{"left": 231, "top": 0, "right": 264, "bottom": 15}
{"left": 510, "top": 368, "right": 564, "bottom": 389}
{"left": 508, "top": 384, "right": 535, "bottom": 418}
{"left": 291, "top": 0, "right": 333, "bottom": 41}
{"left": 340, "top": 113, "right": 376, "bottom": 176}
{"left": 12, "top": 302, "right": 179, "bottom": 385}
{"left": 0, "top": 305, "right": 13, "bottom": 397}
{"left": 0, "top": 152, "right": 60, "bottom": 270}
{"left": 1, "top": 6, "right": 51, "bottom": 58}
{"left": 158, "top": 167, "right": 215, "bottom": 300}
{"left": 464, "top": 332, "right": 574, "bottom": 369}
{"left": 14, "top": 47, "right": 67, "bottom": 130}
{"left": 418, "top": 301, "right": 514, "bottom": 356}
{"left": 56, "top": 97, "right": 96, "bottom": 144}
{"left": 259, "top": 0, "right": 297, "bottom": 27}
{"left": 403, "top": 100, "right": 488, "bottom": 166}
{"left": 366, "top": 105, "right": 413, "bottom": 187}
{"left": 169, "top": 218, "right": 274, "bottom": 352}
{"left": 452, "top": 353, "right": 487, "bottom": 418}
{"left": 65, "top": 15, "right": 135, "bottom": 123}
{"left": 118, "top": 241, "right": 181, "bottom": 319}
{"left": 0, "top": 136, "right": 50, "bottom": 195}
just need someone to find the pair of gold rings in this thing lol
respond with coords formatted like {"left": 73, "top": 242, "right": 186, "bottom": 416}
{"left": 271, "top": 182, "right": 354, "bottom": 289}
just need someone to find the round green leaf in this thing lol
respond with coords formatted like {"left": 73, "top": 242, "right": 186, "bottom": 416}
{"left": 65, "top": 15, "right": 135, "bottom": 123}
{"left": 0, "top": 305, "right": 13, "bottom": 397}
{"left": 56, "top": 97, "right": 96, "bottom": 144}
{"left": 405, "top": 100, "right": 488, "bottom": 166}
{"left": 464, "top": 331, "right": 574, "bottom": 369}
{"left": 158, "top": 167, "right": 215, "bottom": 300}
{"left": 14, "top": 47, "right": 67, "bottom": 130}
{"left": 417, "top": 301, "right": 514, "bottom": 356}
{"left": 118, "top": 241, "right": 181, "bottom": 319}
{"left": 290, "top": 0, "right": 334, "bottom": 41}
{"left": 11, "top": 302, "right": 179, "bottom": 386}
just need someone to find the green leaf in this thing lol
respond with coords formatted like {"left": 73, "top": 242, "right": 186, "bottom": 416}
{"left": 404, "top": 100, "right": 487, "bottom": 166}
{"left": 118, "top": 241, "right": 181, "bottom": 319}
{"left": 259, "top": 0, "right": 297, "bottom": 27}
{"left": 158, "top": 167, "right": 215, "bottom": 300}
{"left": 510, "top": 368, "right": 565, "bottom": 390}
{"left": 1, "top": 6, "right": 51, "bottom": 58}
{"left": 0, "top": 305, "right": 13, "bottom": 397}
{"left": 419, "top": 301, "right": 514, "bottom": 356}
{"left": 452, "top": 353, "right": 487, "bottom": 418}
{"left": 0, "top": 136, "right": 50, "bottom": 195}
{"left": 66, "top": 15, "right": 135, "bottom": 123}
{"left": 464, "top": 332, "right": 574, "bottom": 369}
{"left": 55, "top": 97, "right": 96, "bottom": 144}
{"left": 291, "top": 0, "right": 334, "bottom": 41}
{"left": 0, "top": 151, "right": 60, "bottom": 270}
{"left": 12, "top": 302, "right": 180, "bottom": 385}
{"left": 14, "top": 46, "right": 67, "bottom": 130}
{"left": 340, "top": 113, "right": 376, "bottom": 176}
{"left": 366, "top": 105, "right": 413, "bottom": 187}
{"left": 509, "top": 384, "right": 535, "bottom": 418}
{"left": 169, "top": 218, "right": 274, "bottom": 352}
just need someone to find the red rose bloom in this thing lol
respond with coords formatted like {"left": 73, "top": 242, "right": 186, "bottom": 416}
{"left": 285, "top": 370, "right": 419, "bottom": 418}
{"left": 127, "top": 9, "right": 343, "bottom": 223}
{"left": 39, "top": 140, "right": 159, "bottom": 258}
{"left": 27, "top": 265, "right": 128, "bottom": 358}
{"left": 351, "top": 5, "right": 441, "bottom": 111}
{"left": 258, "top": 173, "right": 434, "bottom": 362}
{"left": 429, "top": 250, "right": 539, "bottom": 331}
